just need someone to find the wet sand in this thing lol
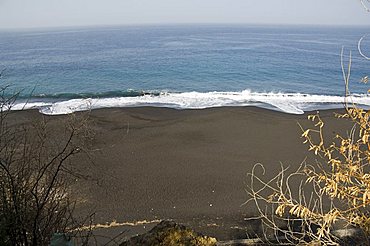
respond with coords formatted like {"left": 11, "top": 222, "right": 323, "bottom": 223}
{"left": 9, "top": 106, "right": 353, "bottom": 242}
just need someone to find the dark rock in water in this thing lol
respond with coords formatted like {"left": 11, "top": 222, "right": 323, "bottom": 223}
{"left": 120, "top": 220, "right": 217, "bottom": 246}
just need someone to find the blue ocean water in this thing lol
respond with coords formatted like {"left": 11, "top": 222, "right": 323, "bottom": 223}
{"left": 0, "top": 24, "right": 370, "bottom": 114}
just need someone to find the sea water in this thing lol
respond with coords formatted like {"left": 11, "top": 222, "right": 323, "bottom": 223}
{"left": 0, "top": 24, "right": 370, "bottom": 114}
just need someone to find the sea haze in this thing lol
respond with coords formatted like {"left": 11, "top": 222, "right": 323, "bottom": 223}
{"left": 1, "top": 24, "right": 370, "bottom": 114}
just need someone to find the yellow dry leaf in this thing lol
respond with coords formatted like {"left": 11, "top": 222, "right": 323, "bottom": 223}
{"left": 363, "top": 191, "right": 367, "bottom": 206}
{"left": 362, "top": 134, "right": 369, "bottom": 143}
{"left": 302, "top": 129, "right": 310, "bottom": 137}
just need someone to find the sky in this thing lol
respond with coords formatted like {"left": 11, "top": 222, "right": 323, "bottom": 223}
{"left": 0, "top": 0, "right": 369, "bottom": 29}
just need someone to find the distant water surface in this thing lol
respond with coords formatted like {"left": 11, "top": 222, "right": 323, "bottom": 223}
{"left": 0, "top": 24, "right": 370, "bottom": 114}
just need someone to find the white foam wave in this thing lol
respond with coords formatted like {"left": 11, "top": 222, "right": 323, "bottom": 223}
{"left": 12, "top": 90, "right": 370, "bottom": 115}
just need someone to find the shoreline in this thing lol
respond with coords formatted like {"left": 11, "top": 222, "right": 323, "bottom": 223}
{"left": 12, "top": 90, "right": 370, "bottom": 115}
{"left": 8, "top": 106, "right": 352, "bottom": 242}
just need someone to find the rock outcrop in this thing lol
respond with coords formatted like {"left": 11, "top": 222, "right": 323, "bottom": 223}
{"left": 120, "top": 220, "right": 217, "bottom": 246}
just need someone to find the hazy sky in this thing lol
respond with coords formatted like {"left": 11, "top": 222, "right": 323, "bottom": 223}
{"left": 0, "top": 0, "right": 369, "bottom": 29}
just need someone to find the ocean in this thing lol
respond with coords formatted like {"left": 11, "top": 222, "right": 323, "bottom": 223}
{"left": 0, "top": 24, "right": 370, "bottom": 114}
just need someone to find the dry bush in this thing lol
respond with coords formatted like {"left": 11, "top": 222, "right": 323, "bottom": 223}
{"left": 0, "top": 75, "right": 93, "bottom": 245}
{"left": 245, "top": 50, "right": 370, "bottom": 245}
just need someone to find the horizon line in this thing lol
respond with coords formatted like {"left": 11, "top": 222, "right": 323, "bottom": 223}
{"left": 1, "top": 22, "right": 370, "bottom": 32}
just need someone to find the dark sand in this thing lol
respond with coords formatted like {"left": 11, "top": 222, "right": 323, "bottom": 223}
{"left": 9, "top": 106, "right": 353, "bottom": 242}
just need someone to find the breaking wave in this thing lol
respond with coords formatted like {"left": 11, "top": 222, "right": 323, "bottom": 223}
{"left": 11, "top": 90, "right": 370, "bottom": 115}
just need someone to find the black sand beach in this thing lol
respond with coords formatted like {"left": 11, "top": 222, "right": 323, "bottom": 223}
{"left": 8, "top": 106, "right": 353, "bottom": 243}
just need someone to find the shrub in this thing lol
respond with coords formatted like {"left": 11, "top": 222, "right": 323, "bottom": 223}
{"left": 0, "top": 74, "right": 92, "bottom": 245}
{"left": 246, "top": 49, "right": 370, "bottom": 244}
